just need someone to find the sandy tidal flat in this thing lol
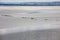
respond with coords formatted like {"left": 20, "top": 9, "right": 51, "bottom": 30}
{"left": 0, "top": 6, "right": 60, "bottom": 34}
{"left": 0, "top": 6, "right": 60, "bottom": 10}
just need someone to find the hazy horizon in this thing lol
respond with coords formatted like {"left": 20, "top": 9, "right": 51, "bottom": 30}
{"left": 0, "top": 0, "right": 60, "bottom": 2}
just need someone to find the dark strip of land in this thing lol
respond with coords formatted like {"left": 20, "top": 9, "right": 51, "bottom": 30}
{"left": 0, "top": 2, "right": 60, "bottom": 6}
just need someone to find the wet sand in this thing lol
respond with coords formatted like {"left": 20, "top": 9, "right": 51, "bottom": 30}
{"left": 1, "top": 29, "right": 60, "bottom": 40}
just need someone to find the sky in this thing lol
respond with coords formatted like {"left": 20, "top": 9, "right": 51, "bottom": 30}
{"left": 0, "top": 0, "right": 60, "bottom": 2}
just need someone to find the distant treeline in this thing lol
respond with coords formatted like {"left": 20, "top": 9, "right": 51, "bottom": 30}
{"left": 0, "top": 2, "right": 60, "bottom": 6}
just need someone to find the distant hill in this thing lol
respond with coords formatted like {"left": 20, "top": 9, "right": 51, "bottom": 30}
{"left": 0, "top": 2, "right": 60, "bottom": 6}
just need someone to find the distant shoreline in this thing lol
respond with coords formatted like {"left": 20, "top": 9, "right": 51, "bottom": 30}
{"left": 0, "top": 2, "right": 60, "bottom": 6}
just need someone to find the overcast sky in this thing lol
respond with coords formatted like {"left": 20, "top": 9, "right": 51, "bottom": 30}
{"left": 0, "top": 0, "right": 60, "bottom": 2}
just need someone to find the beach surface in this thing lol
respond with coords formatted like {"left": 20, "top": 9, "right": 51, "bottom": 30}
{"left": 0, "top": 6, "right": 60, "bottom": 40}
